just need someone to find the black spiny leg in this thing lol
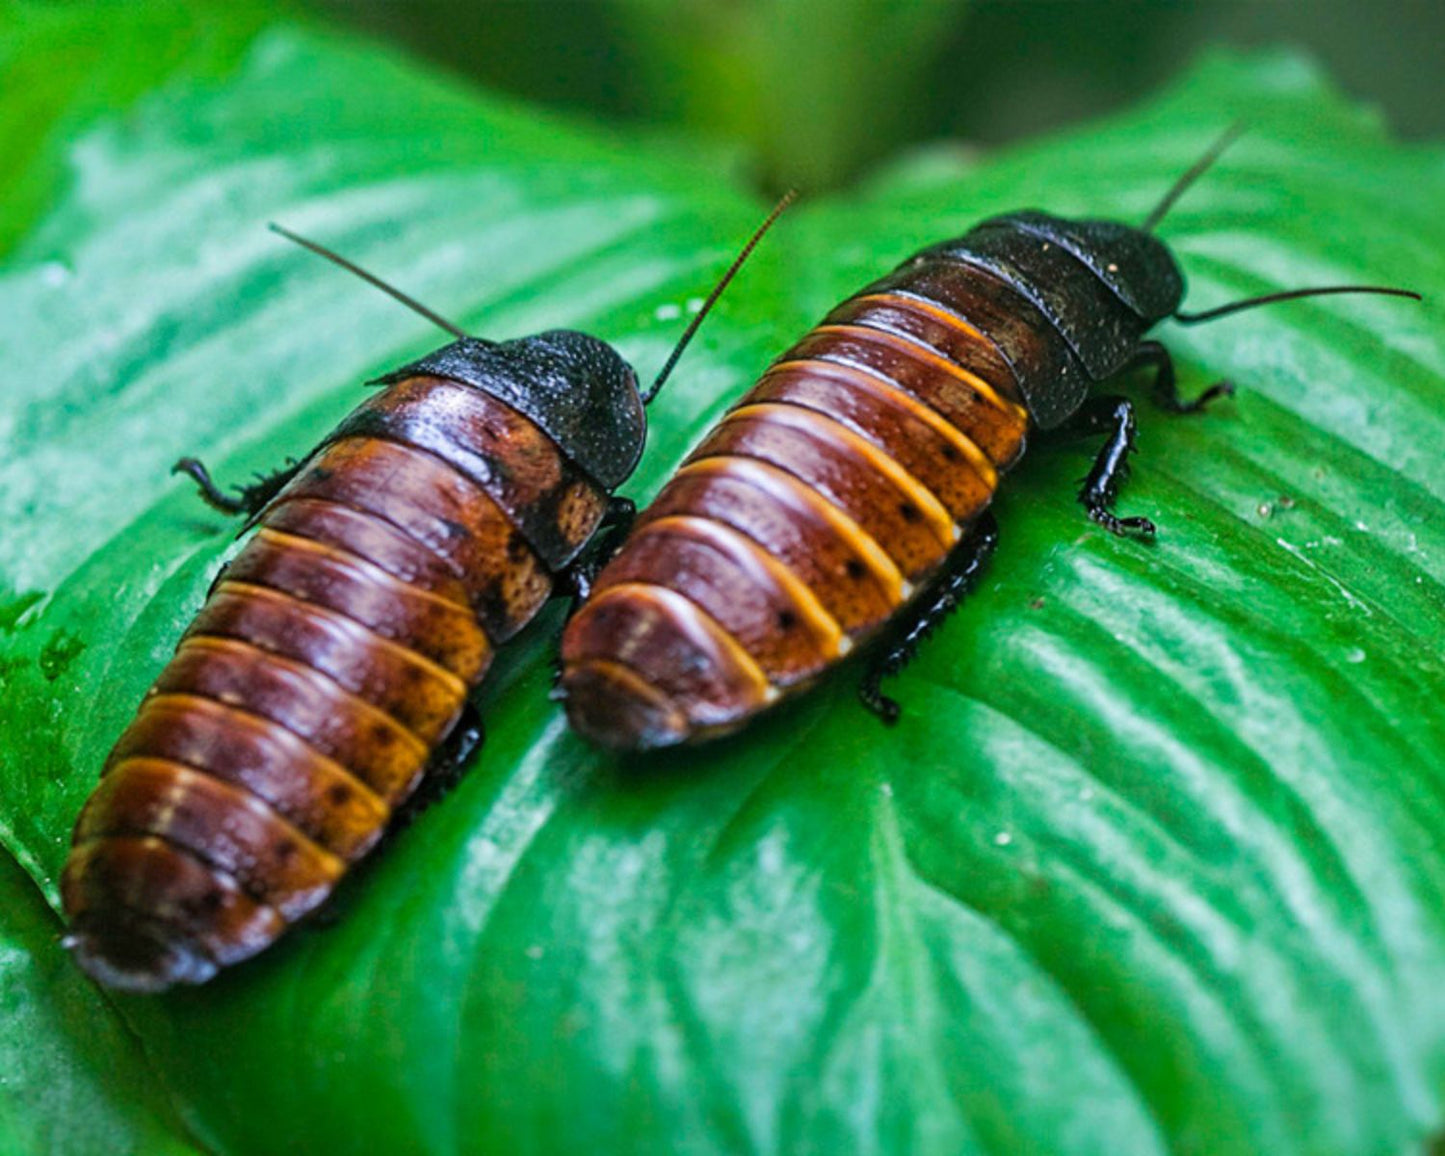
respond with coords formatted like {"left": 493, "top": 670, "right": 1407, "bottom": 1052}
{"left": 1129, "top": 340, "right": 1234, "bottom": 414}
{"left": 173, "top": 456, "right": 302, "bottom": 518}
{"left": 859, "top": 513, "right": 1000, "bottom": 725}
{"left": 391, "top": 702, "right": 485, "bottom": 831}
{"left": 1071, "top": 395, "right": 1157, "bottom": 538}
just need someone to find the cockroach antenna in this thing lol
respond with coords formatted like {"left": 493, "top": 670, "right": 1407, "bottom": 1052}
{"left": 558, "top": 129, "right": 1425, "bottom": 753}
{"left": 1139, "top": 126, "right": 1422, "bottom": 320}
{"left": 1174, "top": 284, "right": 1422, "bottom": 323}
{"left": 269, "top": 222, "right": 468, "bottom": 340}
{"left": 1141, "top": 121, "right": 1246, "bottom": 233}
{"left": 643, "top": 190, "right": 798, "bottom": 405}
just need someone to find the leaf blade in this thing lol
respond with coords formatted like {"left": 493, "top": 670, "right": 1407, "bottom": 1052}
{"left": 0, "top": 20, "right": 1442, "bottom": 1156}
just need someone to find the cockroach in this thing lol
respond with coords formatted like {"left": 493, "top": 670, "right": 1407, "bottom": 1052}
{"left": 61, "top": 201, "right": 791, "bottom": 992}
{"left": 559, "top": 127, "right": 1420, "bottom": 750}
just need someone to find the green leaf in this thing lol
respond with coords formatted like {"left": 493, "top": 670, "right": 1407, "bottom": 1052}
{"left": 0, "top": 0, "right": 273, "bottom": 259}
{"left": 1, "top": 12, "right": 1442, "bottom": 1155}
{"left": 0, "top": 846, "right": 199, "bottom": 1154}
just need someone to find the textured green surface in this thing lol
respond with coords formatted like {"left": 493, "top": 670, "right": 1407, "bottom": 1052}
{"left": 0, "top": 852, "right": 197, "bottom": 1154}
{"left": 0, "top": 12, "right": 1442, "bottom": 1155}
{"left": 0, "top": 0, "right": 273, "bottom": 259}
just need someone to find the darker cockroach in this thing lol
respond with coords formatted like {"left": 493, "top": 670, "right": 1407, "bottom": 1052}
{"left": 560, "top": 127, "right": 1420, "bottom": 750}
{"left": 61, "top": 201, "right": 790, "bottom": 992}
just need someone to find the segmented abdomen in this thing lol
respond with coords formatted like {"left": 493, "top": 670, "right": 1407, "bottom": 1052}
{"left": 63, "top": 375, "right": 606, "bottom": 990}
{"left": 562, "top": 260, "right": 1036, "bottom": 748}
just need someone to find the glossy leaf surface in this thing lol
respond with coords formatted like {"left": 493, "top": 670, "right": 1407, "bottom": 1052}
{"left": 1, "top": 15, "right": 1442, "bottom": 1155}
{"left": 0, "top": 851, "right": 197, "bottom": 1154}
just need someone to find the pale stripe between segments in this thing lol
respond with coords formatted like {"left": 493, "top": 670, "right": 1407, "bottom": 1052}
{"left": 636, "top": 514, "right": 847, "bottom": 659}
{"left": 845, "top": 290, "right": 1026, "bottom": 399}
{"left": 255, "top": 528, "right": 478, "bottom": 616}
{"left": 845, "top": 292, "right": 990, "bottom": 343}
{"left": 134, "top": 693, "right": 389, "bottom": 813}
{"left": 809, "top": 317, "right": 1028, "bottom": 421}
{"left": 84, "top": 758, "right": 346, "bottom": 890}
{"left": 65, "top": 836, "right": 283, "bottom": 927}
{"left": 175, "top": 635, "right": 432, "bottom": 756}
{"left": 66, "top": 832, "right": 289, "bottom": 918}
{"left": 762, "top": 357, "right": 1000, "bottom": 485}
{"left": 726, "top": 402, "right": 958, "bottom": 548}
{"left": 673, "top": 456, "right": 909, "bottom": 606}
{"left": 100, "top": 747, "right": 389, "bottom": 846}
{"left": 574, "top": 657, "right": 681, "bottom": 714}
{"left": 214, "top": 581, "right": 473, "bottom": 698}
{"left": 586, "top": 582, "right": 778, "bottom": 702}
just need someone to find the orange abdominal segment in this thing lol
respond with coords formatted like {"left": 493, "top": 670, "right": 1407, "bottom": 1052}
{"left": 562, "top": 266, "right": 1032, "bottom": 749}
{"left": 63, "top": 376, "right": 610, "bottom": 991}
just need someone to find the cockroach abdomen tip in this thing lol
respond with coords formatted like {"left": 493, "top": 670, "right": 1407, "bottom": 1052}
{"left": 65, "top": 913, "right": 217, "bottom": 994}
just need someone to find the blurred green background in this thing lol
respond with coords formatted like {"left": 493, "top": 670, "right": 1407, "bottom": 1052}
{"left": 312, "top": 0, "right": 1445, "bottom": 192}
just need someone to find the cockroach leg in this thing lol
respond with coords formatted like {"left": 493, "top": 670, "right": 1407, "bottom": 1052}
{"left": 858, "top": 513, "right": 1000, "bottom": 725}
{"left": 391, "top": 702, "right": 485, "bottom": 829}
{"left": 1129, "top": 340, "right": 1234, "bottom": 413}
{"left": 1069, "top": 395, "right": 1156, "bottom": 538}
{"left": 173, "top": 456, "right": 302, "bottom": 518}
{"left": 426, "top": 701, "right": 486, "bottom": 795}
{"left": 603, "top": 495, "right": 638, "bottom": 531}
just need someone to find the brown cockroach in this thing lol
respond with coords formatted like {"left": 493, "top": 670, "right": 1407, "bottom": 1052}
{"left": 62, "top": 203, "right": 790, "bottom": 991}
{"left": 559, "top": 128, "right": 1419, "bottom": 749}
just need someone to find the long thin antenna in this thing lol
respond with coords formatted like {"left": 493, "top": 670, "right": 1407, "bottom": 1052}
{"left": 642, "top": 190, "right": 797, "bottom": 405}
{"left": 1142, "top": 121, "right": 1247, "bottom": 233}
{"left": 269, "top": 222, "right": 468, "bottom": 340}
{"left": 1175, "top": 284, "right": 1421, "bottom": 324}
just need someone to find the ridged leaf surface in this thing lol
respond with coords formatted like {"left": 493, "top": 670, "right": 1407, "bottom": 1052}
{"left": 1, "top": 13, "right": 1442, "bottom": 1155}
